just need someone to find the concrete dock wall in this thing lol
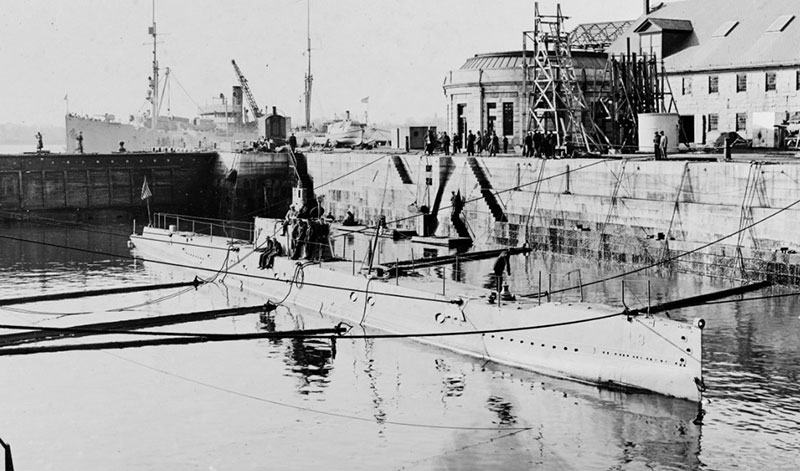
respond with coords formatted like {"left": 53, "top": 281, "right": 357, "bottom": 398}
{"left": 0, "top": 152, "right": 215, "bottom": 220}
{"left": 306, "top": 151, "right": 800, "bottom": 284}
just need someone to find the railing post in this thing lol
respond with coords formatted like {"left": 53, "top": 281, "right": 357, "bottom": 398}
{"left": 442, "top": 267, "right": 446, "bottom": 296}
{"left": 352, "top": 250, "right": 356, "bottom": 275}
{"left": 538, "top": 271, "right": 542, "bottom": 306}
{"left": 396, "top": 258, "right": 399, "bottom": 286}
{"left": 578, "top": 270, "right": 583, "bottom": 302}
{"left": 647, "top": 280, "right": 651, "bottom": 316}
{"left": 548, "top": 273, "right": 552, "bottom": 302}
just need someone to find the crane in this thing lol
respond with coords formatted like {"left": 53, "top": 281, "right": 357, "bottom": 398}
{"left": 231, "top": 59, "right": 263, "bottom": 119}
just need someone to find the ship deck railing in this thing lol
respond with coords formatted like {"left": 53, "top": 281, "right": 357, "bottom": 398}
{"left": 147, "top": 213, "right": 255, "bottom": 243}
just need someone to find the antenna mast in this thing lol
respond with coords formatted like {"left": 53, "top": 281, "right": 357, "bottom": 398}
{"left": 148, "top": 0, "right": 159, "bottom": 130}
{"left": 304, "top": 0, "right": 313, "bottom": 130}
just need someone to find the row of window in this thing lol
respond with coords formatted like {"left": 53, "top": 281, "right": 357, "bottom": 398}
{"left": 456, "top": 102, "right": 515, "bottom": 136}
{"left": 707, "top": 112, "right": 747, "bottom": 132}
{"left": 682, "top": 70, "right": 800, "bottom": 95}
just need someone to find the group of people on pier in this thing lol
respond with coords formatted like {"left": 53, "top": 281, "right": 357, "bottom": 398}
{"left": 421, "top": 129, "right": 577, "bottom": 158}
{"left": 522, "top": 130, "right": 562, "bottom": 159}
{"left": 429, "top": 130, "right": 509, "bottom": 156}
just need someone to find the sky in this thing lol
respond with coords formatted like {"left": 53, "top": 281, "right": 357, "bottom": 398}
{"left": 0, "top": 0, "right": 654, "bottom": 129}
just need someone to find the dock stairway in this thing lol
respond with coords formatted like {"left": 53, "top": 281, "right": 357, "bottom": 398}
{"left": 451, "top": 212, "right": 471, "bottom": 239}
{"left": 290, "top": 150, "right": 315, "bottom": 193}
{"left": 467, "top": 157, "right": 507, "bottom": 222}
{"left": 391, "top": 155, "right": 414, "bottom": 184}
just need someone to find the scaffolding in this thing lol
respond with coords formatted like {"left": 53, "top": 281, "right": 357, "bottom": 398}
{"left": 592, "top": 53, "right": 679, "bottom": 152}
{"left": 522, "top": 2, "right": 609, "bottom": 154}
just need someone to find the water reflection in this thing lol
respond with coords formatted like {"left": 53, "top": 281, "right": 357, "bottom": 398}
{"left": 434, "top": 358, "right": 465, "bottom": 398}
{"left": 257, "top": 305, "right": 336, "bottom": 395}
{"left": 486, "top": 395, "right": 517, "bottom": 426}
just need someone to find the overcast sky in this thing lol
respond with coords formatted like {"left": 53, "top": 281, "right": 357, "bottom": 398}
{"left": 1, "top": 0, "right": 652, "bottom": 128}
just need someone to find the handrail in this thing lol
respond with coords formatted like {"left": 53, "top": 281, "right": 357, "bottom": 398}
{"left": 153, "top": 212, "right": 254, "bottom": 243}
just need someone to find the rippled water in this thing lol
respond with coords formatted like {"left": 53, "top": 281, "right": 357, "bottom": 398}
{"left": 1, "top": 220, "right": 799, "bottom": 469}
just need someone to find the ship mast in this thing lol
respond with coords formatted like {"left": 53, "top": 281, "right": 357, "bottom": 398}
{"left": 304, "top": 0, "right": 313, "bottom": 130}
{"left": 149, "top": 0, "right": 159, "bottom": 130}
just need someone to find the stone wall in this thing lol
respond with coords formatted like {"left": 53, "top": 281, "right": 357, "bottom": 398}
{"left": 306, "top": 151, "right": 800, "bottom": 284}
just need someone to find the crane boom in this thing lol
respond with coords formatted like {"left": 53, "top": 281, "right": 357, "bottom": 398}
{"left": 231, "top": 59, "right": 263, "bottom": 119}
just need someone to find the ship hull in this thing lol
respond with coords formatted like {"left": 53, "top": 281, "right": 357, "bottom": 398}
{"left": 130, "top": 219, "right": 704, "bottom": 402}
{"left": 65, "top": 114, "right": 258, "bottom": 154}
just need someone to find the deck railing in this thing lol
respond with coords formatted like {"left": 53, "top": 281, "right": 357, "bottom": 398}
{"left": 150, "top": 213, "right": 255, "bottom": 243}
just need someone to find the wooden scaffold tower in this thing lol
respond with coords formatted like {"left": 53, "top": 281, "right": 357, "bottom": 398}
{"left": 521, "top": 2, "right": 609, "bottom": 154}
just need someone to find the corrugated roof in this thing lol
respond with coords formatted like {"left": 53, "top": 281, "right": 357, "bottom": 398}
{"left": 608, "top": 0, "right": 800, "bottom": 72}
{"left": 458, "top": 51, "right": 606, "bottom": 71}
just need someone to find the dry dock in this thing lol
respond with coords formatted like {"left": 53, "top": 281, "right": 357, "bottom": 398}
{"left": 305, "top": 150, "right": 800, "bottom": 284}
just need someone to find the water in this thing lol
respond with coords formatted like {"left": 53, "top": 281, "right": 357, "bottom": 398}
{"left": 1, "top": 220, "right": 799, "bottom": 470}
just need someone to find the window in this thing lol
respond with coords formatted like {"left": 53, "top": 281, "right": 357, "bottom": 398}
{"left": 736, "top": 74, "right": 747, "bottom": 93}
{"left": 766, "top": 71, "right": 777, "bottom": 91}
{"left": 709, "top": 75, "right": 719, "bottom": 93}
{"left": 502, "top": 102, "right": 514, "bottom": 136}
{"left": 682, "top": 77, "right": 692, "bottom": 95}
{"left": 712, "top": 21, "right": 739, "bottom": 38}
{"left": 708, "top": 114, "right": 719, "bottom": 131}
{"left": 486, "top": 102, "right": 497, "bottom": 135}
{"left": 766, "top": 15, "right": 795, "bottom": 33}
{"left": 736, "top": 113, "right": 747, "bottom": 132}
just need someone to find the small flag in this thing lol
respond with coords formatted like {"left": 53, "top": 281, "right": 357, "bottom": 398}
{"left": 361, "top": 96, "right": 369, "bottom": 104}
{"left": 141, "top": 177, "right": 153, "bottom": 200}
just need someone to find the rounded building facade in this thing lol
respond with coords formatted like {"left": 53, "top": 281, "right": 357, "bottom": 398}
{"left": 443, "top": 50, "right": 608, "bottom": 149}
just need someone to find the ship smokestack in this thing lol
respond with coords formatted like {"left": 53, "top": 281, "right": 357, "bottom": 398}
{"left": 643, "top": 0, "right": 650, "bottom": 14}
{"left": 273, "top": 106, "right": 277, "bottom": 116}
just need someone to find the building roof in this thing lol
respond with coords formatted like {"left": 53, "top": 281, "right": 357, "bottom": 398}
{"left": 458, "top": 50, "right": 607, "bottom": 71}
{"left": 608, "top": 0, "right": 800, "bottom": 72}
{"left": 633, "top": 18, "right": 693, "bottom": 33}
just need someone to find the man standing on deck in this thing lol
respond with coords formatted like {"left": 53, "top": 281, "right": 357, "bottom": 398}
{"left": 289, "top": 133, "right": 297, "bottom": 151}
{"left": 492, "top": 250, "right": 511, "bottom": 294}
{"left": 442, "top": 132, "right": 450, "bottom": 156}
{"left": 660, "top": 131, "right": 669, "bottom": 159}
{"left": 35, "top": 132, "right": 43, "bottom": 152}
{"left": 76, "top": 131, "right": 84, "bottom": 154}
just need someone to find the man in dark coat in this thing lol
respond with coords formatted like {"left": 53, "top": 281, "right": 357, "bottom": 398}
{"left": 467, "top": 131, "right": 476, "bottom": 156}
{"left": 442, "top": 132, "right": 450, "bottom": 156}
{"left": 492, "top": 250, "right": 511, "bottom": 293}
{"left": 490, "top": 131, "right": 499, "bottom": 157}
{"left": 525, "top": 132, "right": 534, "bottom": 157}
